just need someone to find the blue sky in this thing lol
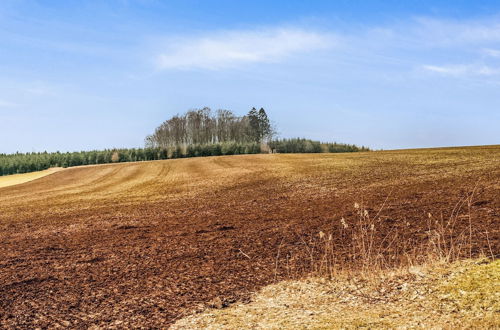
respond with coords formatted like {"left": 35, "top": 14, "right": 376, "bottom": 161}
{"left": 1, "top": 0, "right": 499, "bottom": 153}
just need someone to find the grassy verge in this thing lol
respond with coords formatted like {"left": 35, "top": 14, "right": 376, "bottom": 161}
{"left": 172, "top": 258, "right": 499, "bottom": 329}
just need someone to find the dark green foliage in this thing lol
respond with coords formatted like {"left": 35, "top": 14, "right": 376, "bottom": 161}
{"left": 268, "top": 138, "right": 370, "bottom": 154}
{"left": 0, "top": 143, "right": 259, "bottom": 176}
{"left": 325, "top": 142, "right": 370, "bottom": 153}
{"left": 258, "top": 108, "right": 273, "bottom": 142}
{"left": 247, "top": 107, "right": 261, "bottom": 143}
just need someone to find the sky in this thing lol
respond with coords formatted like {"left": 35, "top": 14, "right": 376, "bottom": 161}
{"left": 1, "top": 0, "right": 499, "bottom": 153}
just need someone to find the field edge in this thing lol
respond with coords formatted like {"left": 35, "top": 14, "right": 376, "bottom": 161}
{"left": 172, "top": 258, "right": 500, "bottom": 329}
{"left": 0, "top": 167, "right": 63, "bottom": 189}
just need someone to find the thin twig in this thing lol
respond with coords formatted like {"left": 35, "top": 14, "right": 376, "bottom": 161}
{"left": 238, "top": 249, "right": 251, "bottom": 259}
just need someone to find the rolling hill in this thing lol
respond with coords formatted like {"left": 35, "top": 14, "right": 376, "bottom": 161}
{"left": 0, "top": 146, "right": 499, "bottom": 327}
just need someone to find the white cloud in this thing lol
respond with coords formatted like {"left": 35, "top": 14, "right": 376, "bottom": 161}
{"left": 482, "top": 48, "right": 500, "bottom": 58}
{"left": 422, "top": 65, "right": 468, "bottom": 75}
{"left": 153, "top": 17, "right": 500, "bottom": 74}
{"left": 156, "top": 27, "right": 333, "bottom": 70}
{"left": 422, "top": 64, "right": 500, "bottom": 76}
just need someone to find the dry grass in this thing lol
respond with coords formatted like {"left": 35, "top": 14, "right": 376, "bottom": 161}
{"left": 172, "top": 258, "right": 500, "bottom": 329}
{"left": 293, "top": 188, "right": 496, "bottom": 279}
{"left": 0, "top": 167, "right": 63, "bottom": 188}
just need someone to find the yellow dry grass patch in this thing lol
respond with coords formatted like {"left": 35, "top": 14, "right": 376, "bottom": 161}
{"left": 172, "top": 259, "right": 500, "bottom": 329}
{"left": 0, "top": 168, "right": 63, "bottom": 188}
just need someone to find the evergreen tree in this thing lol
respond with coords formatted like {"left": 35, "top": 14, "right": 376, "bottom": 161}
{"left": 247, "top": 107, "right": 261, "bottom": 143}
{"left": 258, "top": 108, "right": 273, "bottom": 142}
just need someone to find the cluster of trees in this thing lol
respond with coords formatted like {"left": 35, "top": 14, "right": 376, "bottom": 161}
{"left": 0, "top": 107, "right": 371, "bottom": 177}
{"left": 145, "top": 107, "right": 274, "bottom": 148}
{"left": 269, "top": 138, "right": 370, "bottom": 154}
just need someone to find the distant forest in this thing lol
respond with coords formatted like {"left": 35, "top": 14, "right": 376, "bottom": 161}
{"left": 0, "top": 107, "right": 369, "bottom": 176}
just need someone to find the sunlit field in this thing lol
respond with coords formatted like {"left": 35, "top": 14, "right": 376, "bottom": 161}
{"left": 1, "top": 146, "right": 498, "bottom": 327}
{"left": 0, "top": 168, "right": 62, "bottom": 188}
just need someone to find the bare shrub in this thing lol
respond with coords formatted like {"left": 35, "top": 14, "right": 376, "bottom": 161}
{"left": 275, "top": 186, "right": 495, "bottom": 279}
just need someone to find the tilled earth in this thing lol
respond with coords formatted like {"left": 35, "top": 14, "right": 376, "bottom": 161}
{"left": 0, "top": 147, "right": 499, "bottom": 328}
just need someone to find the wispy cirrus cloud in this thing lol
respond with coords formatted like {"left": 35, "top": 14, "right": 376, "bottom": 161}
{"left": 360, "top": 16, "right": 500, "bottom": 80}
{"left": 422, "top": 64, "right": 500, "bottom": 76}
{"left": 422, "top": 65, "right": 468, "bottom": 75}
{"left": 414, "top": 17, "right": 500, "bottom": 46}
{"left": 154, "top": 16, "right": 500, "bottom": 75}
{"left": 156, "top": 27, "right": 334, "bottom": 70}
{"left": 482, "top": 48, "right": 500, "bottom": 57}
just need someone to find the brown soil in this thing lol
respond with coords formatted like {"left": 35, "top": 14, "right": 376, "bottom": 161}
{"left": 0, "top": 146, "right": 499, "bottom": 328}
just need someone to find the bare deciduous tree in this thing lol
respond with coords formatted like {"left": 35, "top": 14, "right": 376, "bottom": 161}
{"left": 146, "top": 107, "right": 272, "bottom": 148}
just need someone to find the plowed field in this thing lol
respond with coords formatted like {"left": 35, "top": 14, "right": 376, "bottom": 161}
{"left": 1, "top": 146, "right": 499, "bottom": 328}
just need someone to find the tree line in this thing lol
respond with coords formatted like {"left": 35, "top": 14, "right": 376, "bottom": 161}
{"left": 0, "top": 143, "right": 260, "bottom": 176}
{"left": 0, "top": 107, "right": 370, "bottom": 177}
{"left": 269, "top": 138, "right": 370, "bottom": 154}
{"left": 0, "top": 139, "right": 368, "bottom": 176}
